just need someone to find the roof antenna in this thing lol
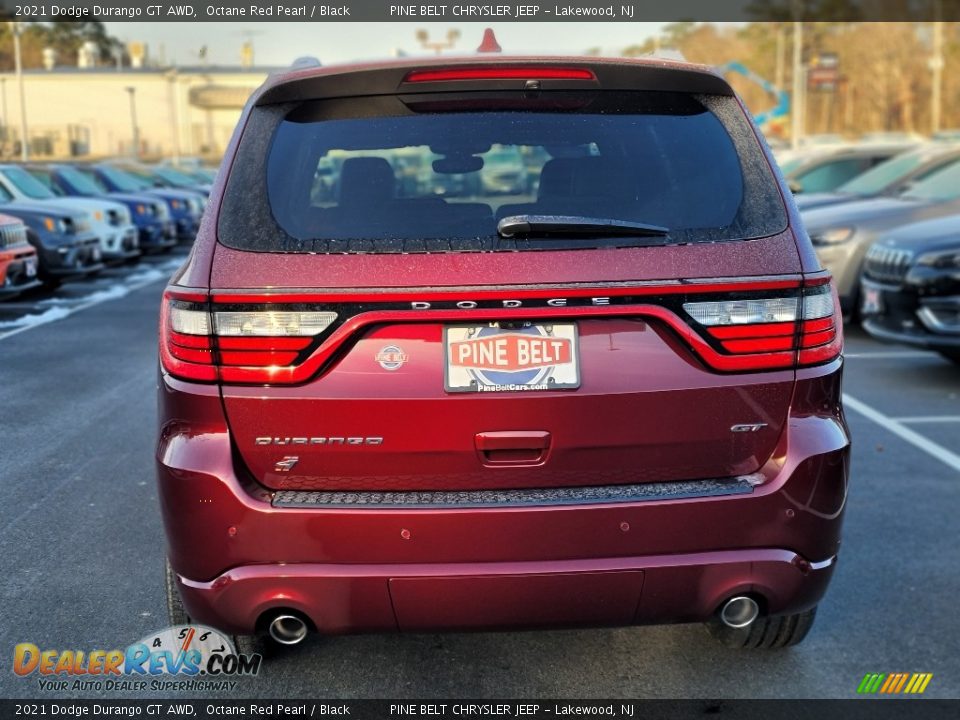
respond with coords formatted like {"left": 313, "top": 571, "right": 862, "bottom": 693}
{"left": 477, "top": 28, "right": 502, "bottom": 53}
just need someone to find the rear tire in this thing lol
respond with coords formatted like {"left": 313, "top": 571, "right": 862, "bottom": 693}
{"left": 708, "top": 606, "right": 817, "bottom": 649}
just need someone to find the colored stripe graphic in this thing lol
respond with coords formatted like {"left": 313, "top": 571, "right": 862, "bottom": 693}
{"left": 858, "top": 673, "right": 932, "bottom": 694}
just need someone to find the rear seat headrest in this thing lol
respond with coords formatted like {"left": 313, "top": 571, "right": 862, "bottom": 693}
{"left": 538, "top": 156, "right": 637, "bottom": 201}
{"left": 338, "top": 157, "right": 395, "bottom": 206}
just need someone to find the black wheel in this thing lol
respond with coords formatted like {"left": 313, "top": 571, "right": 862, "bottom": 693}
{"left": 937, "top": 351, "right": 960, "bottom": 365}
{"left": 708, "top": 606, "right": 817, "bottom": 649}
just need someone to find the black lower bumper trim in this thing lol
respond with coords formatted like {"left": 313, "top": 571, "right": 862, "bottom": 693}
{"left": 271, "top": 476, "right": 757, "bottom": 509}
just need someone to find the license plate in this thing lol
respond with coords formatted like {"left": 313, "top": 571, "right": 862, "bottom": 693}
{"left": 444, "top": 322, "right": 580, "bottom": 393}
{"left": 24, "top": 259, "right": 36, "bottom": 277}
{"left": 862, "top": 286, "right": 883, "bottom": 315}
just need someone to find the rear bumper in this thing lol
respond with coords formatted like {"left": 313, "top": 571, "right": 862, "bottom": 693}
{"left": 177, "top": 550, "right": 835, "bottom": 635}
{"left": 158, "top": 361, "right": 850, "bottom": 635}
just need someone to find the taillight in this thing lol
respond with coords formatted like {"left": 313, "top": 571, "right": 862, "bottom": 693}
{"left": 403, "top": 66, "right": 597, "bottom": 83}
{"left": 161, "top": 277, "right": 843, "bottom": 385}
{"left": 160, "top": 290, "right": 337, "bottom": 384}
{"left": 797, "top": 283, "right": 844, "bottom": 367}
{"left": 682, "top": 280, "right": 842, "bottom": 371}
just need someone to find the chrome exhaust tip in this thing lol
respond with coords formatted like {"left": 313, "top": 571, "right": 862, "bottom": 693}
{"left": 720, "top": 596, "right": 760, "bottom": 629}
{"left": 267, "top": 614, "right": 309, "bottom": 645}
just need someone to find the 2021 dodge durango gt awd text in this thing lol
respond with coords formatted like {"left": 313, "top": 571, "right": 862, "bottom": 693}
{"left": 158, "top": 57, "right": 850, "bottom": 651}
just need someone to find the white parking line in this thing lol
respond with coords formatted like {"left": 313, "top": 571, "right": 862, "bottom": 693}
{"left": 843, "top": 394, "right": 960, "bottom": 473}
{"left": 893, "top": 416, "right": 960, "bottom": 424}
{"left": 845, "top": 351, "right": 937, "bottom": 359}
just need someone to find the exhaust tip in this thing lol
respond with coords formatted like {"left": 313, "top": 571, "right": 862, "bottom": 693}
{"left": 720, "top": 596, "right": 760, "bottom": 629}
{"left": 267, "top": 614, "right": 308, "bottom": 645}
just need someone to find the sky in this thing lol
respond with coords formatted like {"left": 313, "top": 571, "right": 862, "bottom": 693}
{"left": 103, "top": 22, "right": 668, "bottom": 67}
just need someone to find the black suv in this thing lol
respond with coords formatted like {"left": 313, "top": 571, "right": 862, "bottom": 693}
{"left": 861, "top": 215, "right": 960, "bottom": 363}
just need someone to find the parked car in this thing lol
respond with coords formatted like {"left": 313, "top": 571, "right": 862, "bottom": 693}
{"left": 26, "top": 164, "right": 177, "bottom": 255}
{"left": 0, "top": 213, "right": 41, "bottom": 300}
{"left": 773, "top": 134, "right": 852, "bottom": 164}
{"left": 858, "top": 131, "right": 927, "bottom": 144}
{"left": 179, "top": 167, "right": 217, "bottom": 184}
{"left": 117, "top": 162, "right": 212, "bottom": 198}
{"left": 795, "top": 145, "right": 960, "bottom": 212}
{"left": 801, "top": 159, "right": 960, "bottom": 315}
{"left": 780, "top": 144, "right": 918, "bottom": 194}
{"left": 0, "top": 164, "right": 139, "bottom": 264}
{"left": 932, "top": 129, "right": 960, "bottom": 142}
{"left": 85, "top": 164, "right": 203, "bottom": 243}
{"left": 861, "top": 215, "right": 960, "bottom": 364}
{"left": 0, "top": 185, "right": 102, "bottom": 287}
{"left": 159, "top": 56, "right": 848, "bottom": 651}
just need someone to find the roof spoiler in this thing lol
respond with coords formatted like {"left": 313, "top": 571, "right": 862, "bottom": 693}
{"left": 255, "top": 58, "right": 733, "bottom": 106}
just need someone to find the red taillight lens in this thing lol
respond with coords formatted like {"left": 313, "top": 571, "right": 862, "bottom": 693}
{"left": 683, "top": 279, "right": 842, "bottom": 371}
{"left": 797, "top": 282, "right": 843, "bottom": 366}
{"left": 160, "top": 293, "right": 217, "bottom": 382}
{"left": 403, "top": 66, "right": 596, "bottom": 83}
{"left": 159, "top": 290, "right": 337, "bottom": 384}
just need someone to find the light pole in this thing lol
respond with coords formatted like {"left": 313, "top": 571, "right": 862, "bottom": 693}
{"left": 791, "top": 19, "right": 804, "bottom": 150}
{"left": 1, "top": 77, "right": 7, "bottom": 152}
{"left": 125, "top": 86, "right": 140, "bottom": 159}
{"left": 930, "top": 18, "right": 944, "bottom": 135}
{"left": 9, "top": 21, "right": 29, "bottom": 161}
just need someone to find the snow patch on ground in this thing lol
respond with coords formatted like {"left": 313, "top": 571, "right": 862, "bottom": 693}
{"left": 0, "top": 305, "right": 72, "bottom": 329}
{"left": 0, "top": 257, "right": 183, "bottom": 334}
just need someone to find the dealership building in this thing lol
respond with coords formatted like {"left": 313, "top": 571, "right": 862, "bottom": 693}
{"left": 0, "top": 63, "right": 276, "bottom": 161}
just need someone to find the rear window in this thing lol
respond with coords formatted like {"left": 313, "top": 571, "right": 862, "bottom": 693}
{"left": 220, "top": 90, "right": 787, "bottom": 253}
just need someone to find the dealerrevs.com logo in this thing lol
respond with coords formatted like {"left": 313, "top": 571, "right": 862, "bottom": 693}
{"left": 13, "top": 625, "right": 261, "bottom": 692}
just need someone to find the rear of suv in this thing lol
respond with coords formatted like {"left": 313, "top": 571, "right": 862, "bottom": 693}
{"left": 158, "top": 57, "right": 850, "bottom": 650}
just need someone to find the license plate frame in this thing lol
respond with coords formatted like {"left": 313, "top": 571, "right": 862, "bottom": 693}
{"left": 444, "top": 322, "right": 580, "bottom": 393}
{"left": 861, "top": 286, "right": 884, "bottom": 315}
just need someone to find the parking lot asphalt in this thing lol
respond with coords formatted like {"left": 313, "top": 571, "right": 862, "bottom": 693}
{"left": 0, "top": 253, "right": 957, "bottom": 700}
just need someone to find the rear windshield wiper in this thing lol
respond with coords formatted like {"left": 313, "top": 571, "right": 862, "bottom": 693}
{"left": 497, "top": 215, "right": 670, "bottom": 239}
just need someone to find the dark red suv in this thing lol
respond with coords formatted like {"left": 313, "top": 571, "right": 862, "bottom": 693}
{"left": 158, "top": 57, "right": 849, "bottom": 651}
